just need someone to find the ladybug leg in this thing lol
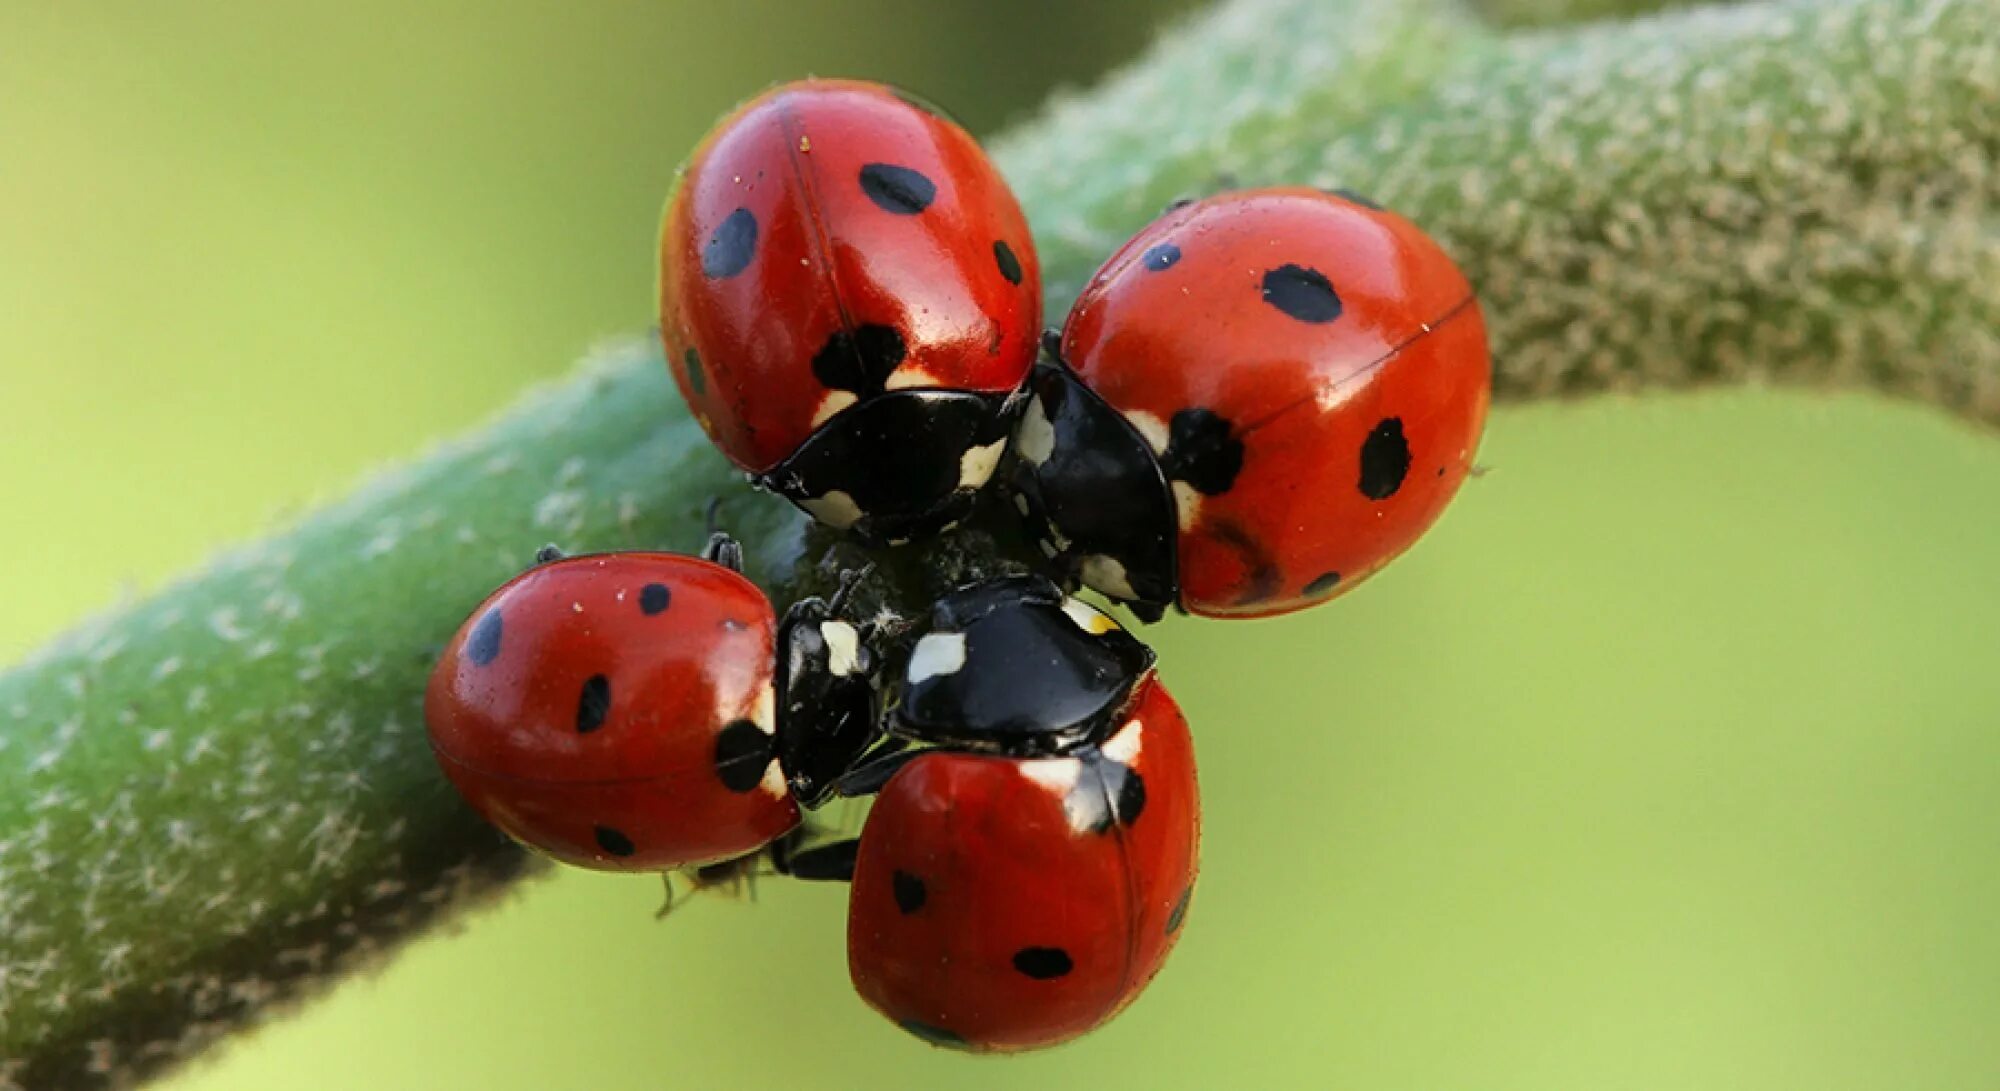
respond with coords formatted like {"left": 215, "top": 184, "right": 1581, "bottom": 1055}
{"left": 700, "top": 531, "right": 744, "bottom": 572}
{"left": 826, "top": 562, "right": 875, "bottom": 619}
{"left": 773, "top": 837, "right": 858, "bottom": 883}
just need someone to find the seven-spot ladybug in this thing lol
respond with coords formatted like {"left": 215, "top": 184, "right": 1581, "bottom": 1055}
{"left": 659, "top": 78, "right": 1042, "bottom": 544}
{"left": 785, "top": 577, "right": 1200, "bottom": 1051}
{"left": 1010, "top": 186, "right": 1491, "bottom": 619}
{"left": 425, "top": 538, "right": 877, "bottom": 872}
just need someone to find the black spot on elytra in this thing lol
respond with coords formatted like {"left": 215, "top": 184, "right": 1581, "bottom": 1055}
{"left": 994, "top": 239, "right": 1023, "bottom": 285}
{"left": 1304, "top": 571, "right": 1342, "bottom": 598}
{"left": 899, "top": 1020, "right": 971, "bottom": 1049}
{"left": 713, "top": 718, "right": 774, "bottom": 793}
{"left": 1113, "top": 767, "right": 1147, "bottom": 826}
{"left": 1143, "top": 243, "right": 1181, "bottom": 271}
{"left": 1261, "top": 263, "right": 1342, "bottom": 324}
{"left": 1327, "top": 187, "right": 1384, "bottom": 211}
{"left": 639, "top": 583, "right": 672, "bottom": 615}
{"left": 702, "top": 207, "right": 758, "bottom": 279}
{"left": 1166, "top": 886, "right": 1193, "bottom": 935}
{"left": 859, "top": 163, "right": 936, "bottom": 214}
{"left": 683, "top": 348, "right": 705, "bottom": 397}
{"left": 575, "top": 674, "right": 612, "bottom": 734}
{"left": 1013, "top": 946, "right": 1074, "bottom": 979}
{"left": 892, "top": 870, "right": 928, "bottom": 914}
{"left": 1358, "top": 418, "right": 1412, "bottom": 500}
{"left": 594, "top": 826, "right": 636, "bottom": 857}
{"left": 811, "top": 324, "right": 907, "bottom": 397}
{"left": 465, "top": 610, "right": 503, "bottom": 666}
{"left": 1159, "top": 408, "right": 1244, "bottom": 496}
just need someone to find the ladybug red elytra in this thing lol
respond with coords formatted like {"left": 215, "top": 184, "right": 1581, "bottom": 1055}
{"left": 659, "top": 78, "right": 1042, "bottom": 544}
{"left": 424, "top": 539, "right": 876, "bottom": 872}
{"left": 1010, "top": 186, "right": 1491, "bottom": 619}
{"left": 785, "top": 577, "right": 1199, "bottom": 1051}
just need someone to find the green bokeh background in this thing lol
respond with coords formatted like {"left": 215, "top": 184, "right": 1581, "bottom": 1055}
{"left": 8, "top": 3, "right": 2000, "bottom": 1089}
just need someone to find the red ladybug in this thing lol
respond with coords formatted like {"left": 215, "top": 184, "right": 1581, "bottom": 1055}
{"left": 659, "top": 79, "right": 1042, "bottom": 544}
{"left": 425, "top": 539, "right": 877, "bottom": 871}
{"left": 1010, "top": 187, "right": 1491, "bottom": 619}
{"left": 787, "top": 578, "right": 1199, "bottom": 1051}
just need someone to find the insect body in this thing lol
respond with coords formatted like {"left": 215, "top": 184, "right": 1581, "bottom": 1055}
{"left": 1011, "top": 187, "right": 1491, "bottom": 618}
{"left": 660, "top": 79, "right": 1042, "bottom": 543}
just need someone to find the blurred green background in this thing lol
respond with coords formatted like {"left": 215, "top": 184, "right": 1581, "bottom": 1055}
{"left": 7, "top": 3, "right": 2000, "bottom": 1089}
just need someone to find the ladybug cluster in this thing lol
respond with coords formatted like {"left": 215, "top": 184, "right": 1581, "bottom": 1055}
{"left": 428, "top": 78, "right": 1489, "bottom": 1053}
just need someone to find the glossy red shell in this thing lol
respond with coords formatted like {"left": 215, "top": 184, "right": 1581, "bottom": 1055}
{"left": 847, "top": 678, "right": 1198, "bottom": 1051}
{"left": 1062, "top": 187, "right": 1491, "bottom": 618}
{"left": 425, "top": 553, "right": 798, "bottom": 871}
{"left": 660, "top": 79, "right": 1041, "bottom": 473}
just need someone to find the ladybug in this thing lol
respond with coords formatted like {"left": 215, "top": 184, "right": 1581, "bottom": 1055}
{"left": 1010, "top": 187, "right": 1491, "bottom": 619}
{"left": 659, "top": 79, "right": 1042, "bottom": 544}
{"left": 424, "top": 538, "right": 878, "bottom": 872}
{"left": 786, "top": 577, "right": 1199, "bottom": 1051}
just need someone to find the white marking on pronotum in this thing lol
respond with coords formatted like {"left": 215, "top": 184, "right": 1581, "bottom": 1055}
{"left": 799, "top": 490, "right": 864, "bottom": 530}
{"left": 811, "top": 390, "right": 858, "bottom": 427}
{"left": 1080, "top": 554, "right": 1139, "bottom": 602}
{"left": 957, "top": 438, "right": 1007, "bottom": 489}
{"left": 1015, "top": 396, "right": 1055, "bottom": 464}
{"left": 821, "top": 620, "right": 861, "bottom": 678}
{"left": 906, "top": 632, "right": 967, "bottom": 684}
{"left": 1060, "top": 597, "right": 1121, "bottom": 635}
{"left": 1124, "top": 409, "right": 1170, "bottom": 455}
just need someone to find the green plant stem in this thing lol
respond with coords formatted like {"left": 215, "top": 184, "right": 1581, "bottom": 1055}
{"left": 2, "top": 0, "right": 1995, "bottom": 1085}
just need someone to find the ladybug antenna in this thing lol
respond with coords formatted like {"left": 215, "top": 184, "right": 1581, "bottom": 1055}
{"left": 827, "top": 563, "right": 875, "bottom": 619}
{"left": 703, "top": 495, "right": 726, "bottom": 537}
{"left": 701, "top": 532, "right": 745, "bottom": 573}
{"left": 532, "top": 543, "right": 567, "bottom": 566}
{"left": 1040, "top": 328, "right": 1062, "bottom": 361}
